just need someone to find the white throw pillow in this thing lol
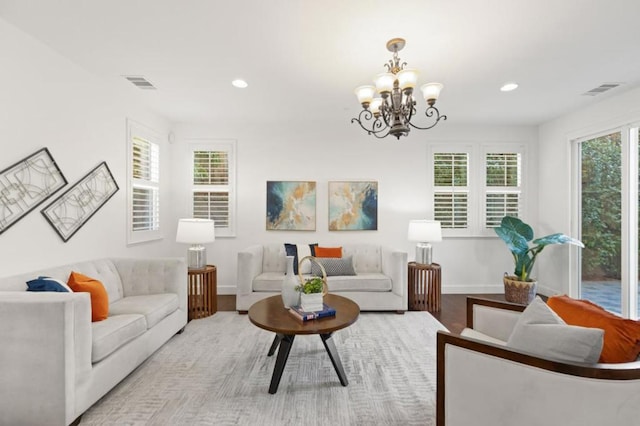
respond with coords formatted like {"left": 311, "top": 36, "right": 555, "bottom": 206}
{"left": 506, "top": 296, "right": 604, "bottom": 364}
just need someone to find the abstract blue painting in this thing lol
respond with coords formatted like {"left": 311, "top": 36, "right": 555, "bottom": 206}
{"left": 329, "top": 181, "right": 378, "bottom": 231}
{"left": 266, "top": 181, "right": 316, "bottom": 230}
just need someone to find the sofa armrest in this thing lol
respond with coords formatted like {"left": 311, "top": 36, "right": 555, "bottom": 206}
{"left": 0, "top": 292, "right": 92, "bottom": 426}
{"left": 111, "top": 257, "right": 187, "bottom": 313}
{"left": 381, "top": 248, "right": 408, "bottom": 300}
{"left": 466, "top": 297, "right": 525, "bottom": 342}
{"left": 237, "top": 245, "right": 264, "bottom": 296}
{"left": 437, "top": 331, "right": 640, "bottom": 426}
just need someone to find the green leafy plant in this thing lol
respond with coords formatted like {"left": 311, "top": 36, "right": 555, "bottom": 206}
{"left": 494, "top": 216, "right": 584, "bottom": 282}
{"left": 295, "top": 277, "right": 324, "bottom": 294}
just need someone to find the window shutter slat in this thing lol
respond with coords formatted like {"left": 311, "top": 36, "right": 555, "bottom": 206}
{"left": 485, "top": 152, "right": 522, "bottom": 228}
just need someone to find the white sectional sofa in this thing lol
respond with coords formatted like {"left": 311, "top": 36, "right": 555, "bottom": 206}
{"left": 0, "top": 257, "right": 187, "bottom": 426}
{"left": 236, "top": 243, "right": 407, "bottom": 312}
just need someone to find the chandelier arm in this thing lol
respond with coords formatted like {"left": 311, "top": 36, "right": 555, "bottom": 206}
{"left": 407, "top": 106, "right": 448, "bottom": 131}
{"left": 351, "top": 109, "right": 391, "bottom": 136}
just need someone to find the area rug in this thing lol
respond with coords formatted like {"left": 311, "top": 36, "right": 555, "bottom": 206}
{"left": 80, "top": 312, "right": 446, "bottom": 426}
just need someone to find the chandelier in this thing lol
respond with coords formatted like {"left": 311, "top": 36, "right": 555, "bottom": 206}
{"left": 351, "top": 38, "right": 446, "bottom": 139}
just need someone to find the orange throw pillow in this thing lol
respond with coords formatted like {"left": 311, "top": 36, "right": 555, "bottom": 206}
{"left": 547, "top": 295, "right": 640, "bottom": 363}
{"left": 314, "top": 246, "right": 342, "bottom": 258}
{"left": 68, "top": 271, "right": 109, "bottom": 322}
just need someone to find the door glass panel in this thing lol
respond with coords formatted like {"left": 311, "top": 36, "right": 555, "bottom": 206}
{"left": 580, "top": 132, "right": 622, "bottom": 314}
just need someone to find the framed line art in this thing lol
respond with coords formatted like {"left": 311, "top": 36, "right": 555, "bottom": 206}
{"left": 329, "top": 181, "right": 378, "bottom": 231}
{"left": 42, "top": 162, "right": 119, "bottom": 242}
{"left": 0, "top": 148, "right": 67, "bottom": 235}
{"left": 266, "top": 181, "right": 316, "bottom": 230}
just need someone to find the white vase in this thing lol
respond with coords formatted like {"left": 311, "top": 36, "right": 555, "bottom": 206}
{"left": 282, "top": 256, "right": 299, "bottom": 308}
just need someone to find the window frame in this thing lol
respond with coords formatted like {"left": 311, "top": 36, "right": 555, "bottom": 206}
{"left": 126, "top": 119, "right": 162, "bottom": 245}
{"left": 188, "top": 140, "right": 237, "bottom": 238}
{"left": 429, "top": 142, "right": 527, "bottom": 237}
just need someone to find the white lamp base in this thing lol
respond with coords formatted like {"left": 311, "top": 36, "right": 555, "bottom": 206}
{"left": 187, "top": 245, "right": 207, "bottom": 269}
{"left": 415, "top": 242, "right": 433, "bottom": 265}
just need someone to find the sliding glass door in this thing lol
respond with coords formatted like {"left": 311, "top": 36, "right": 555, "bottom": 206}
{"left": 578, "top": 132, "right": 622, "bottom": 313}
{"left": 575, "top": 127, "right": 639, "bottom": 319}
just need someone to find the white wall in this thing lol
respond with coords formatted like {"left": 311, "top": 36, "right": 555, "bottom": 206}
{"left": 171, "top": 120, "right": 538, "bottom": 295}
{"left": 0, "top": 19, "right": 174, "bottom": 277}
{"left": 0, "top": 17, "right": 540, "bottom": 296}
{"left": 538, "top": 86, "right": 640, "bottom": 295}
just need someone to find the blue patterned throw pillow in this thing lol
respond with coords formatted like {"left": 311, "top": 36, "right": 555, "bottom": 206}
{"left": 26, "top": 276, "right": 73, "bottom": 292}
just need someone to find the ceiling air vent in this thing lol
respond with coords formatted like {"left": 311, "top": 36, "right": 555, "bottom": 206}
{"left": 123, "top": 75, "right": 156, "bottom": 90}
{"left": 582, "top": 82, "right": 622, "bottom": 96}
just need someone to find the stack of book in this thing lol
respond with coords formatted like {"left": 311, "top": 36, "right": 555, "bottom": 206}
{"left": 289, "top": 303, "right": 336, "bottom": 322}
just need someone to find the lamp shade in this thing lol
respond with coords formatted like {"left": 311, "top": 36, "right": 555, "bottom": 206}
{"left": 176, "top": 218, "right": 215, "bottom": 244}
{"left": 374, "top": 72, "right": 396, "bottom": 93}
{"left": 420, "top": 82, "right": 443, "bottom": 102}
{"left": 397, "top": 68, "right": 419, "bottom": 90}
{"left": 354, "top": 85, "right": 376, "bottom": 105}
{"left": 408, "top": 220, "right": 442, "bottom": 242}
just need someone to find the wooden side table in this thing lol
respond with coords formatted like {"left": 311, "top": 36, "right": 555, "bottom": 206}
{"left": 408, "top": 262, "right": 441, "bottom": 312}
{"left": 187, "top": 265, "right": 217, "bottom": 320}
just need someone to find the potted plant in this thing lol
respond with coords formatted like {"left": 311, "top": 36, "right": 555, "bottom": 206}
{"left": 295, "top": 277, "right": 325, "bottom": 311}
{"left": 494, "top": 216, "right": 584, "bottom": 304}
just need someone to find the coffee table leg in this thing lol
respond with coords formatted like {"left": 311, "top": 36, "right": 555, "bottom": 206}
{"left": 320, "top": 333, "right": 348, "bottom": 386}
{"left": 269, "top": 334, "right": 295, "bottom": 394}
{"left": 267, "top": 333, "right": 284, "bottom": 356}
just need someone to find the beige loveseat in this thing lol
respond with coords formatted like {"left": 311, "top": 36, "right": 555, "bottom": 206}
{"left": 0, "top": 257, "right": 187, "bottom": 426}
{"left": 236, "top": 243, "right": 407, "bottom": 312}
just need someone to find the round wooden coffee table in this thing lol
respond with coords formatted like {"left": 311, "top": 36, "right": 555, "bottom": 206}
{"left": 248, "top": 293, "right": 360, "bottom": 394}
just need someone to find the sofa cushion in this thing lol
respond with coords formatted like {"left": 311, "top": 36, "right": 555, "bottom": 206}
{"left": 342, "top": 245, "right": 382, "bottom": 273}
{"left": 91, "top": 314, "right": 146, "bottom": 363}
{"left": 68, "top": 272, "right": 109, "bottom": 322}
{"left": 506, "top": 297, "right": 604, "bottom": 364}
{"left": 326, "top": 273, "right": 391, "bottom": 292}
{"left": 109, "top": 294, "right": 179, "bottom": 329}
{"left": 548, "top": 295, "right": 640, "bottom": 363}
{"left": 262, "top": 245, "right": 287, "bottom": 273}
{"left": 253, "top": 272, "right": 288, "bottom": 292}
{"left": 311, "top": 256, "right": 356, "bottom": 276}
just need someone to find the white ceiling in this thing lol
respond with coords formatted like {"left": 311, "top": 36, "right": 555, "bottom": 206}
{"left": 2, "top": 0, "right": 640, "bottom": 127}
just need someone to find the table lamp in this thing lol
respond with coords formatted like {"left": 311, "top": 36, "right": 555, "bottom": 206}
{"left": 176, "top": 218, "right": 215, "bottom": 270}
{"left": 408, "top": 220, "right": 442, "bottom": 265}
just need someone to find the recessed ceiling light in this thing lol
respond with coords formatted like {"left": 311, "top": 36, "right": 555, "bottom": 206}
{"left": 232, "top": 79, "right": 248, "bottom": 88}
{"left": 500, "top": 82, "right": 519, "bottom": 92}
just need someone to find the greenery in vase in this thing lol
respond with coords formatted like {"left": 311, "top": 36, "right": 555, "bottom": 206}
{"left": 295, "top": 277, "right": 324, "bottom": 294}
{"left": 494, "top": 216, "right": 584, "bottom": 282}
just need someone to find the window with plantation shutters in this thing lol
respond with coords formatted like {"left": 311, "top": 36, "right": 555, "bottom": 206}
{"left": 433, "top": 153, "right": 469, "bottom": 229}
{"left": 127, "top": 120, "right": 162, "bottom": 244}
{"left": 189, "top": 141, "right": 236, "bottom": 237}
{"left": 430, "top": 143, "right": 527, "bottom": 237}
{"left": 484, "top": 152, "right": 522, "bottom": 228}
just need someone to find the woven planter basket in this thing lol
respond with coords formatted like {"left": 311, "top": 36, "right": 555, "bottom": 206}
{"left": 503, "top": 274, "right": 537, "bottom": 305}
